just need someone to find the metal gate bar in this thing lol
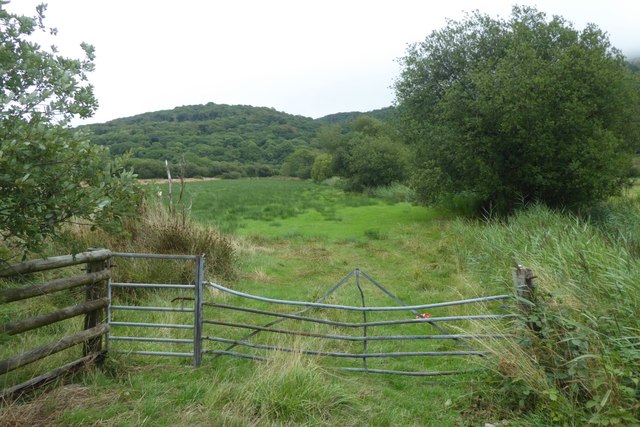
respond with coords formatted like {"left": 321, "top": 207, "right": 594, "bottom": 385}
{"left": 105, "top": 258, "right": 514, "bottom": 376}
{"left": 204, "top": 302, "right": 516, "bottom": 326}
{"left": 203, "top": 337, "right": 489, "bottom": 357}
{"left": 107, "top": 253, "right": 204, "bottom": 367}
{"left": 202, "top": 320, "right": 512, "bottom": 341}
{"left": 204, "top": 281, "right": 511, "bottom": 311}
{"left": 211, "top": 269, "right": 357, "bottom": 361}
{"left": 203, "top": 269, "right": 514, "bottom": 376}
{"left": 110, "top": 336, "right": 193, "bottom": 343}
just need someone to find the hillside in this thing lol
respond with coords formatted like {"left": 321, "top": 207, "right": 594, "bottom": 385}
{"left": 83, "top": 103, "right": 396, "bottom": 178}
{"left": 315, "top": 106, "right": 397, "bottom": 127}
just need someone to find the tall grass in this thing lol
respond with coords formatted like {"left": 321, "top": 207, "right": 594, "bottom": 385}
{"left": 70, "top": 200, "right": 237, "bottom": 284}
{"left": 175, "top": 178, "right": 377, "bottom": 233}
{"left": 588, "top": 195, "right": 640, "bottom": 257}
{"left": 450, "top": 204, "right": 640, "bottom": 425}
{"left": 217, "top": 339, "right": 359, "bottom": 424}
{"left": 7, "top": 179, "right": 640, "bottom": 424}
{"left": 363, "top": 183, "right": 416, "bottom": 203}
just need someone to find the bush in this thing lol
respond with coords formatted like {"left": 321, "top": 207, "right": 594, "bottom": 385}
{"left": 70, "top": 200, "right": 237, "bottom": 284}
{"left": 221, "top": 171, "right": 242, "bottom": 180}
{"left": 397, "top": 6, "right": 640, "bottom": 214}
{"left": 344, "top": 134, "right": 410, "bottom": 191}
{"left": 127, "top": 158, "right": 166, "bottom": 179}
{"left": 310, "top": 153, "right": 333, "bottom": 183}
{"left": 321, "top": 176, "right": 349, "bottom": 190}
{"left": 281, "top": 149, "right": 317, "bottom": 179}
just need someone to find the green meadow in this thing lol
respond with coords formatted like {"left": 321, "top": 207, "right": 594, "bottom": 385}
{"left": 4, "top": 178, "right": 639, "bottom": 426}
{"left": 3, "top": 178, "right": 509, "bottom": 426}
{"left": 172, "top": 179, "right": 494, "bottom": 301}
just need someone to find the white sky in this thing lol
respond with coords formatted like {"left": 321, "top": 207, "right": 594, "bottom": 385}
{"left": 7, "top": 0, "right": 640, "bottom": 124}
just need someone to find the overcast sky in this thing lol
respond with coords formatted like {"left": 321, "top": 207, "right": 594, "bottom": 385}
{"left": 8, "top": 0, "right": 640, "bottom": 124}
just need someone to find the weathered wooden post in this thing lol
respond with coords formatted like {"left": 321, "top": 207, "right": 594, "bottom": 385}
{"left": 83, "top": 249, "right": 111, "bottom": 357}
{"left": 513, "top": 265, "right": 539, "bottom": 332}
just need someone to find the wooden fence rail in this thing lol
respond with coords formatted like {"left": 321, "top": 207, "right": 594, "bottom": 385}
{"left": 0, "top": 249, "right": 111, "bottom": 277}
{"left": 0, "top": 249, "right": 111, "bottom": 401}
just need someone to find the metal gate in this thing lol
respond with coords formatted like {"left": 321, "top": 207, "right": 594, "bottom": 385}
{"left": 202, "top": 269, "right": 514, "bottom": 376}
{"left": 107, "top": 253, "right": 204, "bottom": 367}
{"left": 107, "top": 255, "right": 514, "bottom": 376}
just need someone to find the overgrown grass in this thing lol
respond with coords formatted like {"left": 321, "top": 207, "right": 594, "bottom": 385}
{"left": 363, "top": 182, "right": 416, "bottom": 203}
{"left": 4, "top": 178, "right": 639, "bottom": 425}
{"left": 219, "top": 343, "right": 359, "bottom": 424}
{"left": 167, "top": 178, "right": 378, "bottom": 233}
{"left": 588, "top": 194, "right": 640, "bottom": 257}
{"left": 2, "top": 179, "right": 494, "bottom": 425}
{"left": 70, "top": 199, "right": 237, "bottom": 284}
{"left": 449, "top": 204, "right": 640, "bottom": 425}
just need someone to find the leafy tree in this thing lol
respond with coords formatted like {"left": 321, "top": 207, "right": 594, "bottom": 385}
{"left": 396, "top": 6, "right": 640, "bottom": 213}
{"left": 320, "top": 115, "right": 410, "bottom": 190}
{"left": 345, "top": 134, "right": 409, "bottom": 190}
{"left": 280, "top": 148, "right": 317, "bottom": 179}
{"left": 0, "top": 3, "right": 140, "bottom": 254}
{"left": 310, "top": 153, "right": 333, "bottom": 182}
{"left": 313, "top": 124, "right": 343, "bottom": 151}
{"left": 349, "top": 115, "right": 386, "bottom": 137}
{"left": 126, "top": 158, "right": 166, "bottom": 179}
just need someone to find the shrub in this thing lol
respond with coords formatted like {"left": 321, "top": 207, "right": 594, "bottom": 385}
{"left": 221, "top": 171, "right": 242, "bottom": 180}
{"left": 344, "top": 134, "right": 410, "bottom": 191}
{"left": 281, "top": 148, "right": 317, "bottom": 179}
{"left": 397, "top": 6, "right": 640, "bottom": 214}
{"left": 321, "top": 176, "right": 349, "bottom": 190}
{"left": 310, "top": 153, "right": 333, "bottom": 183}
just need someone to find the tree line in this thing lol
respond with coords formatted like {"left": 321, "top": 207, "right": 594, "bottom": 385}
{"left": 2, "top": 3, "right": 640, "bottom": 254}
{"left": 84, "top": 102, "right": 398, "bottom": 181}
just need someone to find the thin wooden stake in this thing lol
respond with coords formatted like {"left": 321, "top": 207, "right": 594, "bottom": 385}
{"left": 165, "top": 159, "right": 173, "bottom": 213}
{"left": 513, "top": 265, "right": 539, "bottom": 332}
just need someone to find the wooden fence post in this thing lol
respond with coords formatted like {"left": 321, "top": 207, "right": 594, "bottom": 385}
{"left": 83, "top": 249, "right": 111, "bottom": 357}
{"left": 513, "top": 265, "right": 540, "bottom": 332}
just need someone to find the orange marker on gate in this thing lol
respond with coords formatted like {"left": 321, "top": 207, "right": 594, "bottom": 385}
{"left": 415, "top": 313, "right": 430, "bottom": 319}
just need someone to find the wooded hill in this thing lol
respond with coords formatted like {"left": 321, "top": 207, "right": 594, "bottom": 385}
{"left": 83, "top": 103, "right": 395, "bottom": 179}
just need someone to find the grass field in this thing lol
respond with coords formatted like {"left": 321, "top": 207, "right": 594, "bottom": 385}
{"left": 3, "top": 178, "right": 511, "bottom": 426}
{"left": 118, "top": 178, "right": 505, "bottom": 425}
{"left": 4, "top": 178, "right": 638, "bottom": 425}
